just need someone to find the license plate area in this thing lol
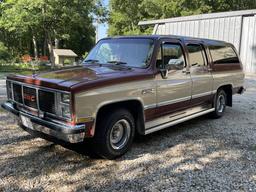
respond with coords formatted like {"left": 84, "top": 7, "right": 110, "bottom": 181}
{"left": 20, "top": 115, "right": 34, "bottom": 130}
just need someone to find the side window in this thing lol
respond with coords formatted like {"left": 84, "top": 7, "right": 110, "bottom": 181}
{"left": 187, "top": 44, "right": 206, "bottom": 66}
{"left": 158, "top": 43, "right": 185, "bottom": 71}
{"left": 209, "top": 45, "right": 239, "bottom": 64}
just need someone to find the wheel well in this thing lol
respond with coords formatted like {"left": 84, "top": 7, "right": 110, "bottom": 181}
{"left": 218, "top": 84, "right": 232, "bottom": 107}
{"left": 96, "top": 100, "right": 145, "bottom": 135}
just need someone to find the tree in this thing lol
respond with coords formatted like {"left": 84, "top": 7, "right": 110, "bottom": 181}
{"left": 108, "top": 0, "right": 256, "bottom": 36}
{"left": 0, "top": 0, "right": 107, "bottom": 67}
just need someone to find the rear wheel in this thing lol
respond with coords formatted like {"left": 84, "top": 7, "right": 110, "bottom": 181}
{"left": 93, "top": 109, "right": 135, "bottom": 159}
{"left": 211, "top": 89, "right": 227, "bottom": 118}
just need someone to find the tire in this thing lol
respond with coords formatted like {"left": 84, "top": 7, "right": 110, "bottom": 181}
{"left": 210, "top": 89, "right": 227, "bottom": 118}
{"left": 93, "top": 108, "right": 135, "bottom": 159}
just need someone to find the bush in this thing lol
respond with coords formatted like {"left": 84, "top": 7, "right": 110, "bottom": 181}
{"left": 0, "top": 42, "right": 10, "bottom": 61}
{"left": 64, "top": 58, "right": 72, "bottom": 65}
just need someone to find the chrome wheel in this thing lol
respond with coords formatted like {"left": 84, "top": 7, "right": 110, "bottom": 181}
{"left": 217, "top": 94, "right": 225, "bottom": 113}
{"left": 110, "top": 119, "right": 131, "bottom": 150}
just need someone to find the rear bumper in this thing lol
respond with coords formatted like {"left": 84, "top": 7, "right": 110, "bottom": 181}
{"left": 1, "top": 102, "right": 86, "bottom": 143}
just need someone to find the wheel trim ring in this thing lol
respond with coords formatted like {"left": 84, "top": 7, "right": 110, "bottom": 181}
{"left": 217, "top": 94, "right": 225, "bottom": 113}
{"left": 110, "top": 119, "right": 131, "bottom": 150}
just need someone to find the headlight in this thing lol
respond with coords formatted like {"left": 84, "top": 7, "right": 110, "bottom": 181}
{"left": 61, "top": 105, "right": 71, "bottom": 118}
{"left": 61, "top": 93, "right": 70, "bottom": 104}
{"left": 56, "top": 92, "right": 72, "bottom": 119}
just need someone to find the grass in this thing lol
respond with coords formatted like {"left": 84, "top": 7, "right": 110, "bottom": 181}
{"left": 0, "top": 71, "right": 34, "bottom": 80}
{"left": 0, "top": 63, "right": 52, "bottom": 79}
{"left": 0, "top": 63, "right": 50, "bottom": 72}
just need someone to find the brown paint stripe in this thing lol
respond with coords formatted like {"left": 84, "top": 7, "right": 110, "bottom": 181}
{"left": 145, "top": 94, "right": 213, "bottom": 122}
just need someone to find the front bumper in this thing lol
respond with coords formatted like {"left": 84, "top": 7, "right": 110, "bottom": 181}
{"left": 1, "top": 102, "right": 86, "bottom": 143}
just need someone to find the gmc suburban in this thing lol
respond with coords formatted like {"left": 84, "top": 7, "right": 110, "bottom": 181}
{"left": 1, "top": 35, "right": 245, "bottom": 159}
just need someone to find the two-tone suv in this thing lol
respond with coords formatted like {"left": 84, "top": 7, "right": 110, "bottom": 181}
{"left": 2, "top": 35, "right": 245, "bottom": 159}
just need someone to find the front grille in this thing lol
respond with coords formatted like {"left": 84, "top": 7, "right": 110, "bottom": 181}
{"left": 39, "top": 90, "right": 56, "bottom": 114}
{"left": 23, "top": 86, "right": 37, "bottom": 109}
{"left": 13, "top": 83, "right": 22, "bottom": 103}
{"left": 9, "top": 81, "right": 57, "bottom": 115}
{"left": 6, "top": 81, "right": 12, "bottom": 99}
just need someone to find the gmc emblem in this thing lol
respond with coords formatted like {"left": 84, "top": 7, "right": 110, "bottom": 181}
{"left": 24, "top": 94, "right": 36, "bottom": 102}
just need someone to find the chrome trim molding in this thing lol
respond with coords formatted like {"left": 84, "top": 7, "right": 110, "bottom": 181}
{"left": 144, "top": 91, "right": 216, "bottom": 110}
{"left": 157, "top": 96, "right": 191, "bottom": 107}
{"left": 192, "top": 91, "right": 213, "bottom": 99}
{"left": 145, "top": 108, "right": 215, "bottom": 134}
{"left": 144, "top": 104, "right": 156, "bottom": 110}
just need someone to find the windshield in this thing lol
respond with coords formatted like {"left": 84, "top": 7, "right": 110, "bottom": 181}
{"left": 83, "top": 38, "right": 154, "bottom": 68}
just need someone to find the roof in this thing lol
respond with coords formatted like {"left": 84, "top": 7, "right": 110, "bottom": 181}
{"left": 53, "top": 49, "right": 77, "bottom": 57}
{"left": 101, "top": 35, "right": 228, "bottom": 45}
{"left": 138, "top": 9, "right": 256, "bottom": 26}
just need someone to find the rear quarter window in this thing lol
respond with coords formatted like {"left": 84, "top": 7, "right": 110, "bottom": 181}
{"left": 209, "top": 45, "right": 240, "bottom": 64}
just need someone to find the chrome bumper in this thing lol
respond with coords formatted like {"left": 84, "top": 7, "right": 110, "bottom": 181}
{"left": 1, "top": 102, "right": 86, "bottom": 143}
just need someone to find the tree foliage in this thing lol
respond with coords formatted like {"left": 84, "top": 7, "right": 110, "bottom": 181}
{"left": 108, "top": 0, "right": 256, "bottom": 36}
{"left": 0, "top": 0, "right": 107, "bottom": 66}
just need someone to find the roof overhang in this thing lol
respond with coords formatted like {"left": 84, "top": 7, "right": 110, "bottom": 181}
{"left": 138, "top": 9, "right": 256, "bottom": 26}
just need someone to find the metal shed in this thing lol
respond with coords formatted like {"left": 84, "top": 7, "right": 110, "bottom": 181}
{"left": 139, "top": 9, "right": 256, "bottom": 73}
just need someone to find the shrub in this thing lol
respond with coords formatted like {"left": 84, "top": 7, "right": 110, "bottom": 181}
{"left": 0, "top": 42, "right": 10, "bottom": 61}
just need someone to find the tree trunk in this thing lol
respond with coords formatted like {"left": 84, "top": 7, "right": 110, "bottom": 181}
{"left": 43, "top": 37, "right": 47, "bottom": 56}
{"left": 32, "top": 35, "right": 38, "bottom": 60}
{"left": 55, "top": 38, "right": 59, "bottom": 49}
{"left": 46, "top": 32, "right": 55, "bottom": 68}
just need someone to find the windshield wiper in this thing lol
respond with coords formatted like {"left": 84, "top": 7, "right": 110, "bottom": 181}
{"left": 107, "top": 61, "right": 127, "bottom": 65}
{"left": 83, "top": 59, "right": 99, "bottom": 63}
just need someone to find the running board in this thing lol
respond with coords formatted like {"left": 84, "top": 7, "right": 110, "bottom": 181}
{"left": 145, "top": 108, "right": 215, "bottom": 135}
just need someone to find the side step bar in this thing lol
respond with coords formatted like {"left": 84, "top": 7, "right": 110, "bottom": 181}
{"left": 145, "top": 108, "right": 215, "bottom": 135}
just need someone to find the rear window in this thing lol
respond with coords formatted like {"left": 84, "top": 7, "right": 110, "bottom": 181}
{"left": 209, "top": 45, "right": 239, "bottom": 64}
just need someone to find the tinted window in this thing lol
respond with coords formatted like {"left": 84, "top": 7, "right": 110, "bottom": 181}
{"left": 157, "top": 43, "right": 185, "bottom": 71}
{"left": 209, "top": 45, "right": 239, "bottom": 64}
{"left": 187, "top": 44, "right": 206, "bottom": 66}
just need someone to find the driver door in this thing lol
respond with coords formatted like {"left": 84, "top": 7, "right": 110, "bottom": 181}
{"left": 156, "top": 40, "right": 192, "bottom": 118}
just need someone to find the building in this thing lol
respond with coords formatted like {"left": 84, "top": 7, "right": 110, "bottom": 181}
{"left": 139, "top": 9, "right": 256, "bottom": 73}
{"left": 53, "top": 49, "right": 77, "bottom": 66}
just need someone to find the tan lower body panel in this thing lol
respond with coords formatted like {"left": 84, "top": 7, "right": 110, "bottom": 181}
{"left": 145, "top": 105, "right": 214, "bottom": 134}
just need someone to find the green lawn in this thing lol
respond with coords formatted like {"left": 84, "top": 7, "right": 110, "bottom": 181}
{"left": 0, "top": 71, "right": 33, "bottom": 80}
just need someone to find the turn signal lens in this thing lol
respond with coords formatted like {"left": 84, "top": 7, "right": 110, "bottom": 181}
{"left": 62, "top": 105, "right": 71, "bottom": 118}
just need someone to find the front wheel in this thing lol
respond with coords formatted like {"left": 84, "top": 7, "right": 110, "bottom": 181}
{"left": 211, "top": 89, "right": 227, "bottom": 118}
{"left": 93, "top": 109, "right": 135, "bottom": 159}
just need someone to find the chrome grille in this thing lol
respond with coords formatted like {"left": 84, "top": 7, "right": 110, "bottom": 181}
{"left": 13, "top": 83, "right": 22, "bottom": 103}
{"left": 39, "top": 90, "right": 55, "bottom": 114}
{"left": 8, "top": 81, "right": 56, "bottom": 114}
{"left": 23, "top": 86, "right": 37, "bottom": 109}
{"left": 7, "top": 80, "right": 72, "bottom": 121}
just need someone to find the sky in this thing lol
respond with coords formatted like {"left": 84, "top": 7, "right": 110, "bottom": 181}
{"left": 98, "top": 0, "right": 109, "bottom": 40}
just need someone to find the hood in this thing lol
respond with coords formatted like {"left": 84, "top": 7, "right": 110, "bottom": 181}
{"left": 36, "top": 65, "right": 129, "bottom": 85}
{"left": 7, "top": 65, "right": 154, "bottom": 92}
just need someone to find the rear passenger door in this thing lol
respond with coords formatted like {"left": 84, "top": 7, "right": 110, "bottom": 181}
{"left": 186, "top": 42, "right": 214, "bottom": 105}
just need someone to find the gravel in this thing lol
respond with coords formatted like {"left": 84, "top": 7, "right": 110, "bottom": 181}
{"left": 1, "top": 76, "right": 256, "bottom": 192}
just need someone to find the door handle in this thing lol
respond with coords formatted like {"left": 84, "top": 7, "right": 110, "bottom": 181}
{"left": 141, "top": 88, "right": 155, "bottom": 95}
